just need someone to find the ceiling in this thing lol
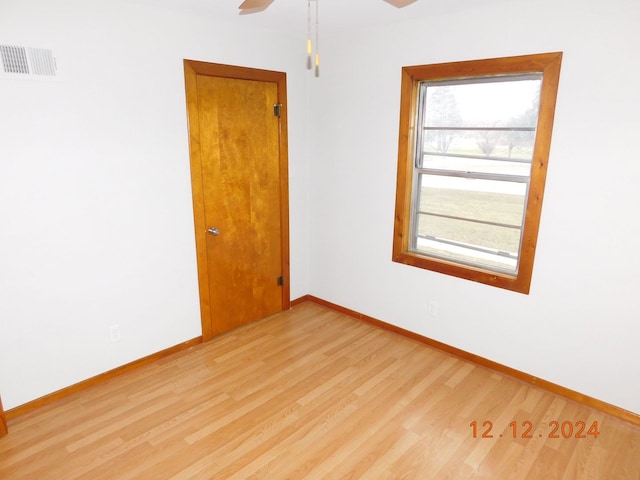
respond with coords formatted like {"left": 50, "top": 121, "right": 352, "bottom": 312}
{"left": 130, "top": 0, "right": 497, "bottom": 35}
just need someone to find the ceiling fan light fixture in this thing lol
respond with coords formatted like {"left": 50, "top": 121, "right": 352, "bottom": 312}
{"left": 239, "top": 7, "right": 268, "bottom": 15}
{"left": 238, "top": 0, "right": 275, "bottom": 11}
{"left": 383, "top": 0, "right": 417, "bottom": 7}
{"left": 240, "top": 0, "right": 419, "bottom": 75}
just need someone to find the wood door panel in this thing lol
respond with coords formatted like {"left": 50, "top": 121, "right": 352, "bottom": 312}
{"left": 195, "top": 74, "right": 283, "bottom": 336}
{"left": 0, "top": 395, "right": 7, "bottom": 436}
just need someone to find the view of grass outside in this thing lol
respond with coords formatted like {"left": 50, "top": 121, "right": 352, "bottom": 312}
{"left": 416, "top": 186, "right": 525, "bottom": 272}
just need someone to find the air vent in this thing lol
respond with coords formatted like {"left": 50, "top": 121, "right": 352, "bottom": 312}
{"left": 0, "top": 45, "right": 57, "bottom": 78}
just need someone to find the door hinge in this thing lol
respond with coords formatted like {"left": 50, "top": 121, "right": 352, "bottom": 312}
{"left": 277, "top": 275, "right": 284, "bottom": 286}
{"left": 273, "top": 103, "right": 282, "bottom": 117}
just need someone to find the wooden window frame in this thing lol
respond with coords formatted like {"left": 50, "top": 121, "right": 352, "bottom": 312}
{"left": 392, "top": 52, "right": 562, "bottom": 294}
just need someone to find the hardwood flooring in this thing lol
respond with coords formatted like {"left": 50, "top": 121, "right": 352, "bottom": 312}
{"left": 1, "top": 302, "right": 638, "bottom": 479}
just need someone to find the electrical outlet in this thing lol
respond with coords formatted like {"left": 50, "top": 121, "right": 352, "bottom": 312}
{"left": 109, "top": 324, "right": 121, "bottom": 343}
{"left": 427, "top": 300, "right": 439, "bottom": 317}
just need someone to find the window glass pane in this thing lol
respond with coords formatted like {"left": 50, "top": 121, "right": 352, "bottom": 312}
{"left": 421, "top": 78, "right": 541, "bottom": 169}
{"left": 422, "top": 129, "right": 536, "bottom": 161}
{"left": 417, "top": 174, "right": 527, "bottom": 227}
{"left": 414, "top": 222, "right": 519, "bottom": 273}
{"left": 415, "top": 210, "right": 522, "bottom": 256}
{"left": 424, "top": 77, "right": 542, "bottom": 129}
{"left": 411, "top": 74, "right": 542, "bottom": 275}
{"left": 421, "top": 154, "right": 532, "bottom": 176}
{"left": 414, "top": 174, "right": 526, "bottom": 273}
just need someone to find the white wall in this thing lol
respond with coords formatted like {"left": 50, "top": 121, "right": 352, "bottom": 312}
{"left": 1, "top": 0, "right": 638, "bottom": 416}
{"left": 308, "top": 0, "right": 640, "bottom": 413}
{"left": 0, "top": 0, "right": 310, "bottom": 409}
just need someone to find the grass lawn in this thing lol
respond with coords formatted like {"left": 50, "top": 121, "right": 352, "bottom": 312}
{"left": 418, "top": 187, "right": 525, "bottom": 254}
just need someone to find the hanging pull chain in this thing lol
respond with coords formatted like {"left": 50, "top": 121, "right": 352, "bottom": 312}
{"left": 306, "top": 0, "right": 312, "bottom": 70}
{"left": 306, "top": 0, "right": 320, "bottom": 77}
{"left": 314, "top": 0, "right": 320, "bottom": 77}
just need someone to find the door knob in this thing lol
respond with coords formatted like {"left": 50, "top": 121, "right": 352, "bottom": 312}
{"left": 207, "top": 227, "right": 220, "bottom": 236}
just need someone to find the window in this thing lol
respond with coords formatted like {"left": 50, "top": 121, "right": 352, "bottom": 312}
{"left": 392, "top": 53, "right": 562, "bottom": 294}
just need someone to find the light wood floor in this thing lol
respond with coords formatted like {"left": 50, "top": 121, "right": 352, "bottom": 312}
{"left": 1, "top": 302, "right": 638, "bottom": 479}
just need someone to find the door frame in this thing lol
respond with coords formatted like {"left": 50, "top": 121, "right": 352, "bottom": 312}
{"left": 0, "top": 394, "right": 7, "bottom": 436}
{"left": 183, "top": 60, "right": 291, "bottom": 341}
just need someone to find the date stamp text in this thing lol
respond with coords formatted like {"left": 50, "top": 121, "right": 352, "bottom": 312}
{"left": 470, "top": 420, "right": 600, "bottom": 439}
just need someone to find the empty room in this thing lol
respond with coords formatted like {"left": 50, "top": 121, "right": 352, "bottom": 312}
{"left": 0, "top": 0, "right": 638, "bottom": 478}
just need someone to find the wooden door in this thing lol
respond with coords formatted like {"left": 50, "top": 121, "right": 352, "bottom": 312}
{"left": 184, "top": 61, "right": 290, "bottom": 340}
{"left": 0, "top": 395, "right": 7, "bottom": 436}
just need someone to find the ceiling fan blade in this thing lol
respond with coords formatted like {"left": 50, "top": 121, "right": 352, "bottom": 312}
{"left": 239, "top": 0, "right": 275, "bottom": 14}
{"left": 383, "top": 0, "right": 417, "bottom": 7}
